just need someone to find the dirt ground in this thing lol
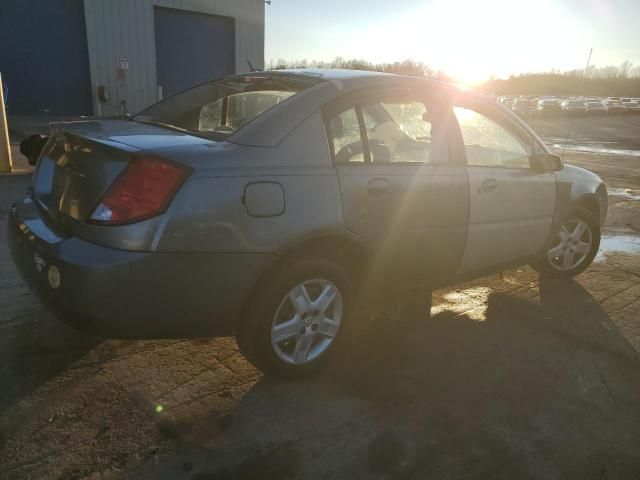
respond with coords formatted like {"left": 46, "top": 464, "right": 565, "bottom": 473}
{"left": 1, "top": 118, "right": 639, "bottom": 479}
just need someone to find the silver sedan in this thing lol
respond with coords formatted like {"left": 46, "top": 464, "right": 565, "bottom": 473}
{"left": 9, "top": 69, "right": 607, "bottom": 377}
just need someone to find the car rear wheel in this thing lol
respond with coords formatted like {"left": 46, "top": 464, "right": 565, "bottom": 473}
{"left": 236, "top": 256, "right": 352, "bottom": 377}
{"left": 531, "top": 207, "right": 600, "bottom": 278}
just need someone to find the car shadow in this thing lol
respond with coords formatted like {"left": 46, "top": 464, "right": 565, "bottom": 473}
{"left": 0, "top": 309, "right": 101, "bottom": 414}
{"left": 0, "top": 175, "right": 102, "bottom": 415}
{"left": 137, "top": 277, "right": 640, "bottom": 479}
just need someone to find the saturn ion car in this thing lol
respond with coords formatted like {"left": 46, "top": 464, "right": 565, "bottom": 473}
{"left": 9, "top": 70, "right": 608, "bottom": 376}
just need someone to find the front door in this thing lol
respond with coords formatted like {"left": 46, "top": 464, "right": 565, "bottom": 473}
{"left": 452, "top": 102, "right": 556, "bottom": 276}
{"left": 326, "top": 91, "right": 470, "bottom": 291}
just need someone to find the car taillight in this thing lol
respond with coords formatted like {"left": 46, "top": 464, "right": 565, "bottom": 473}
{"left": 90, "top": 155, "right": 190, "bottom": 224}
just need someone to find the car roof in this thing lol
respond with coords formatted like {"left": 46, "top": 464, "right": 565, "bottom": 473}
{"left": 231, "top": 69, "right": 458, "bottom": 147}
{"left": 272, "top": 68, "right": 393, "bottom": 81}
{"left": 230, "top": 69, "right": 499, "bottom": 147}
{"left": 265, "top": 68, "right": 454, "bottom": 94}
{"left": 264, "top": 68, "right": 445, "bottom": 93}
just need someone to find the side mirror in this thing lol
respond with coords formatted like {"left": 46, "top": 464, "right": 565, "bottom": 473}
{"left": 534, "top": 153, "right": 562, "bottom": 172}
{"left": 19, "top": 134, "right": 49, "bottom": 166}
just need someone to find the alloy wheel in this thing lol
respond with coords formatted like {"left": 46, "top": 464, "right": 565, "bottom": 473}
{"left": 270, "top": 279, "right": 343, "bottom": 366}
{"left": 547, "top": 219, "right": 593, "bottom": 271}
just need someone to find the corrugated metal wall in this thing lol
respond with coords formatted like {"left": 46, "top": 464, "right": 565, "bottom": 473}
{"left": 83, "top": 0, "right": 264, "bottom": 116}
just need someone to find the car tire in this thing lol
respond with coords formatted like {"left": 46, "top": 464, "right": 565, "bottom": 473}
{"left": 236, "top": 256, "right": 353, "bottom": 378}
{"left": 531, "top": 207, "right": 600, "bottom": 278}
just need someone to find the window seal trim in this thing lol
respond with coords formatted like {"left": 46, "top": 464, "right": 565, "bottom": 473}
{"left": 355, "top": 106, "right": 372, "bottom": 164}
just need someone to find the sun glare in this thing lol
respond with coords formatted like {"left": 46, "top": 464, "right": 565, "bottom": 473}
{"left": 358, "top": 0, "right": 592, "bottom": 85}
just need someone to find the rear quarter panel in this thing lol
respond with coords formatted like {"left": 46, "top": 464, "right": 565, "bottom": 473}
{"left": 155, "top": 112, "right": 346, "bottom": 253}
{"left": 156, "top": 168, "right": 344, "bottom": 253}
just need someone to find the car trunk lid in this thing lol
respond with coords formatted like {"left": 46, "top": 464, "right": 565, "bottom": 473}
{"left": 33, "top": 119, "right": 205, "bottom": 230}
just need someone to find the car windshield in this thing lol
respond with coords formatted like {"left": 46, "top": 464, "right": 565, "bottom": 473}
{"left": 132, "top": 74, "right": 321, "bottom": 139}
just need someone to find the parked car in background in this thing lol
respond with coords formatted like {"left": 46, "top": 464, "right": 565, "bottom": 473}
{"left": 9, "top": 70, "right": 608, "bottom": 377}
{"left": 622, "top": 99, "right": 640, "bottom": 113}
{"left": 561, "top": 98, "right": 588, "bottom": 115}
{"left": 499, "top": 95, "right": 516, "bottom": 110}
{"left": 512, "top": 98, "right": 537, "bottom": 117}
{"left": 586, "top": 100, "right": 606, "bottom": 114}
{"left": 537, "top": 98, "right": 562, "bottom": 115}
{"left": 603, "top": 98, "right": 627, "bottom": 114}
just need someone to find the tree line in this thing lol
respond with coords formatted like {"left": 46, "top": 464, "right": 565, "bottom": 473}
{"left": 267, "top": 58, "right": 640, "bottom": 96}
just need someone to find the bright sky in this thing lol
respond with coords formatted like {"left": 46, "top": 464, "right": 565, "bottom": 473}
{"left": 266, "top": 0, "right": 640, "bottom": 84}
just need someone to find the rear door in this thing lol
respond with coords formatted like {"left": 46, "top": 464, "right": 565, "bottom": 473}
{"left": 451, "top": 99, "right": 556, "bottom": 276}
{"left": 326, "top": 88, "right": 469, "bottom": 291}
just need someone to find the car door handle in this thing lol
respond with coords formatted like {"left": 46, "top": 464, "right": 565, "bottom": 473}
{"left": 479, "top": 178, "right": 498, "bottom": 194}
{"left": 367, "top": 178, "right": 390, "bottom": 196}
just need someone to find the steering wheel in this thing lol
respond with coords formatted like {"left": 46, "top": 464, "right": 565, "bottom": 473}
{"left": 335, "top": 141, "right": 364, "bottom": 163}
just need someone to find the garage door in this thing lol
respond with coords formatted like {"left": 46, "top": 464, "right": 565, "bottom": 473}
{"left": 154, "top": 7, "right": 235, "bottom": 97}
{"left": 0, "top": 0, "right": 92, "bottom": 115}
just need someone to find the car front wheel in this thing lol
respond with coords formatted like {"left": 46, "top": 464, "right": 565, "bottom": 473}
{"left": 531, "top": 207, "right": 600, "bottom": 278}
{"left": 236, "top": 256, "right": 352, "bottom": 377}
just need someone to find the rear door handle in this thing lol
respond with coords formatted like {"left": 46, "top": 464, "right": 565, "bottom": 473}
{"left": 367, "top": 178, "right": 390, "bottom": 196}
{"left": 479, "top": 178, "right": 498, "bottom": 194}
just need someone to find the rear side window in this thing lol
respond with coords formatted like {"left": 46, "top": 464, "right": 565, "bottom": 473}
{"left": 454, "top": 106, "right": 531, "bottom": 169}
{"left": 376, "top": 101, "right": 430, "bottom": 140}
{"left": 361, "top": 101, "right": 447, "bottom": 163}
{"left": 329, "top": 108, "right": 365, "bottom": 163}
{"left": 327, "top": 97, "right": 450, "bottom": 165}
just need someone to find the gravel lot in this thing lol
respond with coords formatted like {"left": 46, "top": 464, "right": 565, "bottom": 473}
{"left": 1, "top": 117, "right": 639, "bottom": 479}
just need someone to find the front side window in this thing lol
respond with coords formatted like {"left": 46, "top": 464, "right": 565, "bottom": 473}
{"left": 454, "top": 106, "right": 531, "bottom": 168}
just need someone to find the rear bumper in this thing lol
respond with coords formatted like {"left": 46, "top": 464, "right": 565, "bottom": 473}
{"left": 8, "top": 198, "right": 275, "bottom": 338}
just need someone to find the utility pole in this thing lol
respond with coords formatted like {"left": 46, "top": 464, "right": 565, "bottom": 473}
{"left": 0, "top": 73, "right": 13, "bottom": 173}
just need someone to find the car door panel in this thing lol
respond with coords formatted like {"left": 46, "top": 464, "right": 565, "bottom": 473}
{"left": 327, "top": 92, "right": 470, "bottom": 292}
{"left": 458, "top": 167, "right": 555, "bottom": 274}
{"left": 451, "top": 102, "right": 557, "bottom": 276}
{"left": 337, "top": 163, "right": 469, "bottom": 290}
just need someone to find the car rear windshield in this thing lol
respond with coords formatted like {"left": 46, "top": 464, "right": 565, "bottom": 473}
{"left": 132, "top": 74, "right": 321, "bottom": 140}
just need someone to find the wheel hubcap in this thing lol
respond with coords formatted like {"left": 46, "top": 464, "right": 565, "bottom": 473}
{"left": 547, "top": 219, "right": 593, "bottom": 271}
{"left": 270, "top": 279, "right": 343, "bottom": 366}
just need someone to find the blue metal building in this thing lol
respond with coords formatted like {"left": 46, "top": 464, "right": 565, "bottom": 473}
{"left": 0, "top": 0, "right": 265, "bottom": 116}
